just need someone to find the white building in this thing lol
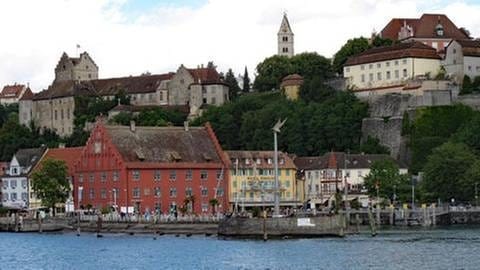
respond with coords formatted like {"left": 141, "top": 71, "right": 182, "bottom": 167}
{"left": 343, "top": 41, "right": 442, "bottom": 90}
{"left": 295, "top": 152, "right": 408, "bottom": 208}
{"left": 444, "top": 39, "right": 480, "bottom": 83}
{"left": 0, "top": 84, "right": 32, "bottom": 105}
{"left": 1, "top": 147, "right": 46, "bottom": 209}
{"left": 278, "top": 13, "right": 294, "bottom": 57}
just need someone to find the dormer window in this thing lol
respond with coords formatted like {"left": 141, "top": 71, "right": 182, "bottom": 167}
{"left": 245, "top": 159, "right": 250, "bottom": 165}
{"left": 435, "top": 23, "right": 444, "bottom": 36}
{"left": 256, "top": 158, "right": 261, "bottom": 165}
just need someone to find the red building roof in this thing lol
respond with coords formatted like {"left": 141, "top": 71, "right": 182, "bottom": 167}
{"left": 380, "top": 14, "right": 469, "bottom": 41}
{"left": 455, "top": 39, "right": 480, "bottom": 57}
{"left": 19, "top": 87, "right": 34, "bottom": 101}
{"left": 32, "top": 147, "right": 84, "bottom": 176}
{"left": 344, "top": 41, "right": 440, "bottom": 66}
{"left": 187, "top": 67, "right": 223, "bottom": 84}
{"left": 0, "top": 84, "right": 25, "bottom": 99}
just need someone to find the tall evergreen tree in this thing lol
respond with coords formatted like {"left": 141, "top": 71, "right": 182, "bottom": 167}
{"left": 225, "top": 69, "right": 240, "bottom": 100}
{"left": 243, "top": 67, "right": 251, "bottom": 93}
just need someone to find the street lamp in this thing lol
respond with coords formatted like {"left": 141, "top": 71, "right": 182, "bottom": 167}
{"left": 273, "top": 118, "right": 287, "bottom": 217}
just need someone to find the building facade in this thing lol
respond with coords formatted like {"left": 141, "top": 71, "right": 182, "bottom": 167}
{"left": 280, "top": 74, "right": 303, "bottom": 101}
{"left": 343, "top": 42, "right": 441, "bottom": 90}
{"left": 444, "top": 39, "right": 480, "bottom": 83}
{"left": 1, "top": 147, "right": 46, "bottom": 209}
{"left": 278, "top": 13, "right": 294, "bottom": 57}
{"left": 72, "top": 120, "right": 229, "bottom": 215}
{"left": 54, "top": 52, "right": 99, "bottom": 82}
{"left": 295, "top": 152, "right": 408, "bottom": 208}
{"left": 226, "top": 151, "right": 300, "bottom": 211}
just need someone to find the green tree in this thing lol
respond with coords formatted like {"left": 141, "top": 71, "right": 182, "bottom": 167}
{"left": 332, "top": 37, "right": 370, "bottom": 74}
{"left": 31, "top": 158, "right": 70, "bottom": 216}
{"left": 299, "top": 76, "right": 335, "bottom": 103}
{"left": 461, "top": 75, "right": 473, "bottom": 95}
{"left": 243, "top": 66, "right": 251, "bottom": 93}
{"left": 363, "top": 159, "right": 410, "bottom": 202}
{"left": 452, "top": 113, "right": 480, "bottom": 153}
{"left": 421, "top": 142, "right": 477, "bottom": 202}
{"left": 409, "top": 104, "right": 475, "bottom": 173}
{"left": 209, "top": 198, "right": 219, "bottom": 215}
{"left": 225, "top": 69, "right": 240, "bottom": 100}
{"left": 359, "top": 136, "right": 390, "bottom": 155}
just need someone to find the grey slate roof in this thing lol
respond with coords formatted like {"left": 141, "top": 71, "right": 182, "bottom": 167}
{"left": 14, "top": 147, "right": 47, "bottom": 174}
{"left": 104, "top": 125, "right": 221, "bottom": 163}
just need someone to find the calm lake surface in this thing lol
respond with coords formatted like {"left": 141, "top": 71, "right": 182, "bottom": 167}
{"left": 1, "top": 227, "right": 480, "bottom": 270}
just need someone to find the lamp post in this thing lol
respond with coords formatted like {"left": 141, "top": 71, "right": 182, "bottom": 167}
{"left": 273, "top": 118, "right": 286, "bottom": 217}
{"left": 411, "top": 176, "right": 416, "bottom": 210}
{"left": 475, "top": 182, "right": 478, "bottom": 208}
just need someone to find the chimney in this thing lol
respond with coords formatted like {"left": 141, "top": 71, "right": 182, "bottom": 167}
{"left": 130, "top": 121, "right": 136, "bottom": 132}
{"left": 184, "top": 121, "right": 189, "bottom": 131}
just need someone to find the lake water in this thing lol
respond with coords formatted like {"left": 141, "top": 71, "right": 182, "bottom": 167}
{"left": 1, "top": 227, "right": 480, "bottom": 270}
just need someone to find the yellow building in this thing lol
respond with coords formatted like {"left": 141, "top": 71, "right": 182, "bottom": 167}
{"left": 280, "top": 74, "right": 303, "bottom": 101}
{"left": 226, "top": 151, "right": 299, "bottom": 211}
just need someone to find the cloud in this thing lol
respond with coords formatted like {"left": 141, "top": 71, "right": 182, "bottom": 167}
{"left": 0, "top": 0, "right": 479, "bottom": 91}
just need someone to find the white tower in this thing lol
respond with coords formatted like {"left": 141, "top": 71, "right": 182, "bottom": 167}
{"left": 278, "top": 13, "right": 294, "bottom": 57}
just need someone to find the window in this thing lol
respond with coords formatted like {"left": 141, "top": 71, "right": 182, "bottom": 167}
{"left": 233, "top": 181, "right": 237, "bottom": 188}
{"left": 154, "top": 187, "right": 161, "bottom": 197}
{"left": 361, "top": 74, "right": 365, "bottom": 83}
{"left": 89, "top": 188, "right": 95, "bottom": 199}
{"left": 160, "top": 91, "right": 164, "bottom": 101}
{"left": 216, "top": 170, "right": 223, "bottom": 180}
{"left": 113, "top": 171, "right": 119, "bottom": 181}
{"left": 154, "top": 170, "right": 161, "bottom": 181}
{"left": 200, "top": 170, "right": 208, "bottom": 180}
{"left": 132, "top": 170, "right": 140, "bottom": 180}
{"left": 360, "top": 65, "right": 365, "bottom": 70}
{"left": 402, "top": 59, "right": 407, "bottom": 65}
{"left": 100, "top": 188, "right": 107, "bottom": 199}
{"left": 54, "top": 110, "right": 58, "bottom": 120}
{"left": 21, "top": 192, "right": 28, "bottom": 201}
{"left": 377, "top": 63, "right": 381, "bottom": 68}
{"left": 267, "top": 158, "right": 273, "bottom": 164}
{"left": 201, "top": 187, "right": 208, "bottom": 197}
{"left": 285, "top": 180, "right": 290, "bottom": 188}
{"left": 377, "top": 72, "right": 382, "bottom": 80}
{"left": 89, "top": 173, "right": 94, "bottom": 183}
{"left": 468, "top": 66, "right": 472, "bottom": 71}
{"left": 345, "top": 67, "right": 350, "bottom": 73}
{"left": 386, "top": 62, "right": 390, "bottom": 67}
{"left": 394, "top": 60, "right": 399, "bottom": 66}
{"left": 245, "top": 159, "right": 250, "bottom": 165}
{"left": 395, "top": 70, "right": 399, "bottom": 79}
{"left": 133, "top": 187, "right": 140, "bottom": 198}
{"left": 282, "top": 36, "right": 288, "bottom": 42}
{"left": 169, "top": 170, "right": 176, "bottom": 181}
{"left": 61, "top": 109, "right": 64, "bottom": 120}
{"left": 369, "top": 73, "right": 373, "bottom": 82}
{"left": 369, "top": 64, "right": 373, "bottom": 69}
{"left": 2, "top": 181, "right": 7, "bottom": 189}
{"left": 286, "top": 170, "right": 290, "bottom": 176}
{"left": 453, "top": 59, "right": 457, "bottom": 65}
{"left": 185, "top": 187, "right": 193, "bottom": 197}
{"left": 202, "top": 203, "right": 208, "bottom": 213}
{"left": 10, "top": 180, "right": 17, "bottom": 189}
{"left": 101, "top": 172, "right": 107, "bottom": 183}
{"left": 249, "top": 192, "right": 254, "bottom": 199}
{"left": 386, "top": 71, "right": 391, "bottom": 80}
{"left": 169, "top": 188, "right": 177, "bottom": 198}
{"left": 282, "top": 47, "right": 289, "bottom": 53}
{"left": 256, "top": 158, "right": 261, "bottom": 164}
{"left": 186, "top": 169, "right": 193, "bottom": 181}
{"left": 358, "top": 171, "right": 363, "bottom": 177}
{"left": 21, "top": 180, "right": 27, "bottom": 188}
{"left": 403, "top": 69, "right": 408, "bottom": 77}
{"left": 211, "top": 97, "right": 216, "bottom": 105}
{"left": 453, "top": 48, "right": 457, "bottom": 54}
{"left": 216, "top": 188, "right": 224, "bottom": 196}
{"left": 11, "top": 193, "right": 17, "bottom": 201}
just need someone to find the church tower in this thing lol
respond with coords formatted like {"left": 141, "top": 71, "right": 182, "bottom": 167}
{"left": 278, "top": 13, "right": 294, "bottom": 57}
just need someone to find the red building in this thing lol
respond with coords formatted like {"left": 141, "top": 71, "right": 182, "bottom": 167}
{"left": 73, "top": 120, "right": 229, "bottom": 215}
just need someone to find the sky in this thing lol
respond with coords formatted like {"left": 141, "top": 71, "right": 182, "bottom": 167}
{"left": 1, "top": 0, "right": 480, "bottom": 92}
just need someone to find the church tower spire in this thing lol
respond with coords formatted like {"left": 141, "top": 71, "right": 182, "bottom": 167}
{"left": 278, "top": 13, "right": 294, "bottom": 57}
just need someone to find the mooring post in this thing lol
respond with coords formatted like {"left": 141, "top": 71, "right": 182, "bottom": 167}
{"left": 368, "top": 206, "right": 377, "bottom": 237}
{"left": 432, "top": 205, "right": 436, "bottom": 226}
{"left": 263, "top": 210, "right": 268, "bottom": 241}
{"left": 389, "top": 206, "right": 394, "bottom": 226}
{"left": 355, "top": 213, "right": 360, "bottom": 233}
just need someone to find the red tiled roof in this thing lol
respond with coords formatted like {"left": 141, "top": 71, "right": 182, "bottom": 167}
{"left": 344, "top": 41, "right": 440, "bottom": 66}
{"left": 280, "top": 74, "right": 304, "bottom": 88}
{"left": 187, "top": 68, "right": 222, "bottom": 84}
{"left": 19, "top": 88, "right": 34, "bottom": 101}
{"left": 0, "top": 84, "right": 25, "bottom": 99}
{"left": 35, "top": 147, "right": 84, "bottom": 176}
{"left": 380, "top": 14, "right": 469, "bottom": 41}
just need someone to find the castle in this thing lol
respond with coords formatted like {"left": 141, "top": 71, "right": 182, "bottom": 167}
{"left": 19, "top": 53, "right": 230, "bottom": 137}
